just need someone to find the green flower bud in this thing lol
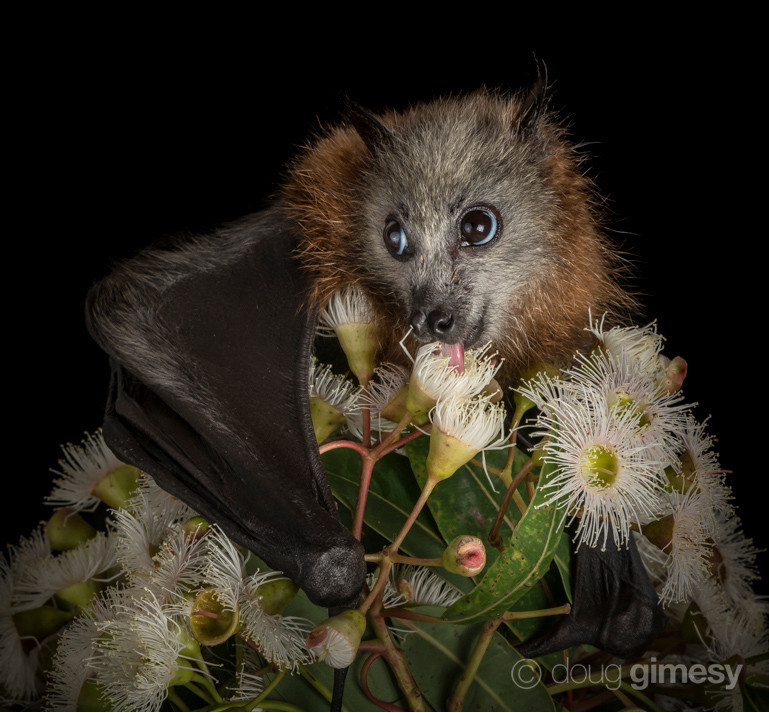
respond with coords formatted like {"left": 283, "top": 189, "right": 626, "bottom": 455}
{"left": 306, "top": 609, "right": 366, "bottom": 668}
{"left": 46, "top": 508, "right": 97, "bottom": 550}
{"left": 189, "top": 588, "right": 240, "bottom": 647}
{"left": 255, "top": 577, "right": 299, "bottom": 616}
{"left": 91, "top": 464, "right": 140, "bottom": 509}
{"left": 442, "top": 535, "right": 486, "bottom": 576}
{"left": 171, "top": 627, "right": 206, "bottom": 685}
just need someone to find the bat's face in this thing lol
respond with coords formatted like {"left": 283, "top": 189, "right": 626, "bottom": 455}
{"left": 356, "top": 102, "right": 562, "bottom": 351}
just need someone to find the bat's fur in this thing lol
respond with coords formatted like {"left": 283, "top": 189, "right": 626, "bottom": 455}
{"left": 281, "top": 87, "right": 635, "bottom": 384}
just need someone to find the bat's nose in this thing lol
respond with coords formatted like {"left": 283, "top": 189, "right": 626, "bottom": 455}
{"left": 409, "top": 306, "right": 455, "bottom": 341}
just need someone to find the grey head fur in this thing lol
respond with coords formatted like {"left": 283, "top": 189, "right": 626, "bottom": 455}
{"left": 355, "top": 93, "right": 569, "bottom": 349}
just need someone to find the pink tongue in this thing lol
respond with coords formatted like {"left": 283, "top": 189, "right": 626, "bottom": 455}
{"left": 441, "top": 343, "right": 466, "bottom": 373}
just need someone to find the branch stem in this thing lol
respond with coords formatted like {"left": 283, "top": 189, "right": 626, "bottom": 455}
{"left": 488, "top": 456, "right": 536, "bottom": 550}
{"left": 447, "top": 615, "right": 504, "bottom": 711}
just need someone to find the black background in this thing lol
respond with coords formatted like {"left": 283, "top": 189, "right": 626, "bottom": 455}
{"left": 9, "top": 32, "right": 763, "bottom": 592}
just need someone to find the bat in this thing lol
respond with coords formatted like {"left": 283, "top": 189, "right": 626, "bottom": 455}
{"left": 85, "top": 78, "right": 666, "bottom": 664}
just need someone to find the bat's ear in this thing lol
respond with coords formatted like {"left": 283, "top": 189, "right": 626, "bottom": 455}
{"left": 344, "top": 99, "right": 395, "bottom": 154}
{"left": 516, "top": 57, "right": 550, "bottom": 136}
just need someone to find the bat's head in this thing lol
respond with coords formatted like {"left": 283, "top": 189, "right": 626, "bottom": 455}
{"left": 350, "top": 92, "right": 559, "bottom": 351}
{"left": 284, "top": 87, "right": 633, "bottom": 375}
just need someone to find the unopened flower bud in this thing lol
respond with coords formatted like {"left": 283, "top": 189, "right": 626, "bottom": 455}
{"left": 306, "top": 609, "right": 366, "bottom": 668}
{"left": 91, "top": 464, "right": 140, "bottom": 509}
{"left": 46, "top": 508, "right": 97, "bottom": 550}
{"left": 171, "top": 627, "right": 206, "bottom": 686}
{"left": 255, "top": 577, "right": 299, "bottom": 616}
{"left": 659, "top": 356, "right": 687, "bottom": 395}
{"left": 442, "top": 535, "right": 486, "bottom": 576}
{"left": 189, "top": 588, "right": 240, "bottom": 647}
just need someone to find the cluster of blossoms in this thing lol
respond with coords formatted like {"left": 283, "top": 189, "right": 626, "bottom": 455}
{"left": 0, "top": 434, "right": 321, "bottom": 710}
{"left": 518, "top": 315, "right": 767, "bottom": 663}
{"left": 313, "top": 285, "right": 510, "bottom": 485}
{"left": 3, "top": 284, "right": 766, "bottom": 712}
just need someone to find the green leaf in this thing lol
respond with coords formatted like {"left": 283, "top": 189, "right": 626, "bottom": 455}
{"left": 442, "top": 460, "right": 565, "bottom": 624}
{"left": 405, "top": 437, "right": 531, "bottom": 569}
{"left": 400, "top": 608, "right": 554, "bottom": 711}
{"left": 323, "top": 447, "right": 446, "bottom": 559}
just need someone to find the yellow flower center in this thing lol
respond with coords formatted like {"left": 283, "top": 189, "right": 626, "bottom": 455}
{"left": 611, "top": 391, "right": 649, "bottom": 428}
{"left": 581, "top": 445, "right": 619, "bottom": 489}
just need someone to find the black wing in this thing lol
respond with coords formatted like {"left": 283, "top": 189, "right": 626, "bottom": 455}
{"left": 86, "top": 209, "right": 365, "bottom": 609}
{"left": 517, "top": 534, "right": 667, "bottom": 660}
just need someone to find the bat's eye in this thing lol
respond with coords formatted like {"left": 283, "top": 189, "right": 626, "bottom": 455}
{"left": 383, "top": 219, "right": 411, "bottom": 260}
{"left": 460, "top": 207, "right": 500, "bottom": 247}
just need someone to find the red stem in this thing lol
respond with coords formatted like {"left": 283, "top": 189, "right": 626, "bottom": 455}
{"left": 361, "top": 652, "right": 406, "bottom": 712}
{"left": 352, "top": 455, "right": 376, "bottom": 540}
{"left": 318, "top": 439, "right": 370, "bottom": 459}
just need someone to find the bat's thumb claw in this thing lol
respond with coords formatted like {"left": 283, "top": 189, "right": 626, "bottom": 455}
{"left": 299, "top": 540, "right": 367, "bottom": 609}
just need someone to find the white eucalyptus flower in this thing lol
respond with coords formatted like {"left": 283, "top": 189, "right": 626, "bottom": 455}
{"left": 317, "top": 285, "right": 378, "bottom": 384}
{"left": 146, "top": 527, "right": 210, "bottom": 608}
{"left": 44, "top": 597, "right": 104, "bottom": 711}
{"left": 643, "top": 491, "right": 715, "bottom": 605}
{"left": 308, "top": 356, "right": 363, "bottom": 442}
{"left": 0, "top": 554, "right": 41, "bottom": 700}
{"left": 565, "top": 347, "right": 691, "bottom": 469}
{"left": 531, "top": 383, "right": 668, "bottom": 550}
{"left": 317, "top": 284, "right": 377, "bottom": 336}
{"left": 389, "top": 565, "right": 462, "bottom": 608}
{"left": 407, "top": 342, "right": 500, "bottom": 416}
{"left": 203, "top": 525, "right": 314, "bottom": 669}
{"left": 113, "top": 475, "right": 197, "bottom": 580}
{"left": 427, "top": 394, "right": 509, "bottom": 482}
{"left": 45, "top": 430, "right": 135, "bottom": 512}
{"left": 346, "top": 362, "right": 409, "bottom": 439}
{"left": 89, "top": 588, "right": 207, "bottom": 711}
{"left": 306, "top": 609, "right": 365, "bottom": 668}
{"left": 586, "top": 313, "right": 666, "bottom": 376}
{"left": 12, "top": 531, "right": 117, "bottom": 609}
{"left": 668, "top": 415, "right": 732, "bottom": 523}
